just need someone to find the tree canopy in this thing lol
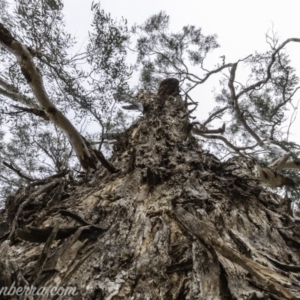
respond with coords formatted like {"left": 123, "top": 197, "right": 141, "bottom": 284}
{"left": 2, "top": 2, "right": 300, "bottom": 299}
{"left": 1, "top": 0, "right": 300, "bottom": 205}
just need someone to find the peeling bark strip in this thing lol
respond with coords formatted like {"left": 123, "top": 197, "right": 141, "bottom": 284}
{"left": 0, "top": 23, "right": 94, "bottom": 170}
{"left": 174, "top": 206, "right": 297, "bottom": 300}
{"left": 2, "top": 79, "right": 300, "bottom": 299}
{"left": 32, "top": 224, "right": 59, "bottom": 284}
{"left": 16, "top": 225, "right": 103, "bottom": 243}
{"left": 254, "top": 165, "right": 295, "bottom": 187}
{"left": 59, "top": 209, "right": 109, "bottom": 230}
{"left": 126, "top": 147, "right": 136, "bottom": 173}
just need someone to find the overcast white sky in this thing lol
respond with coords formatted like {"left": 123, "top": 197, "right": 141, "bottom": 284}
{"left": 64, "top": 0, "right": 300, "bottom": 59}
{"left": 63, "top": 0, "right": 300, "bottom": 139}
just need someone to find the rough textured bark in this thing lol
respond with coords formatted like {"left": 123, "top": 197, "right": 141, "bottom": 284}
{"left": 0, "top": 79, "right": 300, "bottom": 299}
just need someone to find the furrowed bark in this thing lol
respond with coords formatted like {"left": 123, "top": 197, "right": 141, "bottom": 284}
{"left": 1, "top": 79, "right": 300, "bottom": 299}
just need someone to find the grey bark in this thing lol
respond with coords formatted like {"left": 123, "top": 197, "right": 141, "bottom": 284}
{"left": 0, "top": 79, "right": 300, "bottom": 299}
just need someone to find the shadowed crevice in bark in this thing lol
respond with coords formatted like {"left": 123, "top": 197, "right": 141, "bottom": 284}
{"left": 0, "top": 79, "right": 299, "bottom": 299}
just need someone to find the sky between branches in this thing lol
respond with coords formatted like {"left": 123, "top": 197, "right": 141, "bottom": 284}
{"left": 63, "top": 0, "right": 300, "bottom": 143}
{"left": 1, "top": 0, "right": 300, "bottom": 205}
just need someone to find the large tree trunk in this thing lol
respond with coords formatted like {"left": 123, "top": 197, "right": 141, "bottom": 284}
{"left": 0, "top": 80, "right": 300, "bottom": 299}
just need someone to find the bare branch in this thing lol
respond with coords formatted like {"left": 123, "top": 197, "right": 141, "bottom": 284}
{"left": 268, "top": 153, "right": 291, "bottom": 171}
{"left": 225, "top": 39, "right": 300, "bottom": 158}
{"left": 10, "top": 104, "right": 49, "bottom": 120}
{"left": 202, "top": 106, "right": 230, "bottom": 127}
{"left": 254, "top": 164, "right": 295, "bottom": 188}
{"left": 236, "top": 38, "right": 300, "bottom": 98}
{"left": 228, "top": 63, "right": 286, "bottom": 155}
{"left": 2, "top": 161, "right": 35, "bottom": 181}
{"left": 186, "top": 62, "right": 235, "bottom": 94}
{"left": 286, "top": 98, "right": 299, "bottom": 141}
{"left": 193, "top": 129, "right": 258, "bottom": 154}
{"left": 192, "top": 123, "right": 225, "bottom": 135}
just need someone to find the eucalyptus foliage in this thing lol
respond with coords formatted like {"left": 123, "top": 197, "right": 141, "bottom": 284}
{"left": 1, "top": 2, "right": 300, "bottom": 204}
{"left": 131, "top": 13, "right": 300, "bottom": 203}
{"left": 0, "top": 0, "right": 131, "bottom": 201}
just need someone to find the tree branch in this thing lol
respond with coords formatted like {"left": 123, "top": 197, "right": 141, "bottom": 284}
{"left": 193, "top": 129, "right": 258, "bottom": 154}
{"left": 2, "top": 161, "right": 34, "bottom": 181}
{"left": 254, "top": 164, "right": 295, "bottom": 188}
{"left": 202, "top": 106, "right": 230, "bottom": 127}
{"left": 0, "top": 23, "right": 95, "bottom": 170}
{"left": 236, "top": 38, "right": 300, "bottom": 98}
{"left": 10, "top": 105, "right": 49, "bottom": 120}
{"left": 192, "top": 123, "right": 225, "bottom": 135}
{"left": 228, "top": 63, "right": 265, "bottom": 148}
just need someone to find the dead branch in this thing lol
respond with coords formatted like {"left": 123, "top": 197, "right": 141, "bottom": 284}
{"left": 10, "top": 104, "right": 49, "bottom": 120}
{"left": 268, "top": 152, "right": 292, "bottom": 171}
{"left": 122, "top": 103, "right": 144, "bottom": 112}
{"left": 25, "top": 169, "right": 69, "bottom": 190}
{"left": 81, "top": 135, "right": 117, "bottom": 172}
{"left": 186, "top": 62, "right": 235, "bottom": 94}
{"left": 94, "top": 149, "right": 118, "bottom": 173}
{"left": 127, "top": 147, "right": 136, "bottom": 173}
{"left": 9, "top": 180, "right": 59, "bottom": 239}
{"left": 186, "top": 54, "right": 252, "bottom": 94}
{"left": 47, "top": 179, "right": 65, "bottom": 207}
{"left": 193, "top": 123, "right": 225, "bottom": 135}
{"left": 16, "top": 226, "right": 84, "bottom": 243}
{"left": 2, "top": 161, "right": 34, "bottom": 181}
{"left": 227, "top": 38, "right": 300, "bottom": 156}
{"left": 194, "top": 130, "right": 258, "bottom": 154}
{"left": 263, "top": 254, "right": 300, "bottom": 272}
{"left": 254, "top": 165, "right": 295, "bottom": 188}
{"left": 228, "top": 62, "right": 265, "bottom": 148}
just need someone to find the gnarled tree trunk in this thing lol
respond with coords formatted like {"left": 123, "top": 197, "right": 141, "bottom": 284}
{"left": 0, "top": 79, "right": 300, "bottom": 299}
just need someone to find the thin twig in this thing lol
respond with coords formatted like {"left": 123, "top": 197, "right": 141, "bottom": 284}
{"left": 3, "top": 161, "right": 34, "bottom": 181}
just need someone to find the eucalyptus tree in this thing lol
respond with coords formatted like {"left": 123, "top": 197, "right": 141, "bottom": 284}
{"left": 132, "top": 11, "right": 300, "bottom": 202}
{"left": 1, "top": 3, "right": 300, "bottom": 299}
